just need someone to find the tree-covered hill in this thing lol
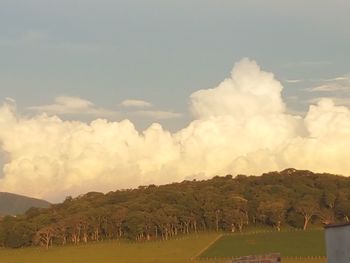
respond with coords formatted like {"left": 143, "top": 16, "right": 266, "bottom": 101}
{"left": 1, "top": 168, "right": 349, "bottom": 248}
{"left": 0, "top": 192, "right": 50, "bottom": 216}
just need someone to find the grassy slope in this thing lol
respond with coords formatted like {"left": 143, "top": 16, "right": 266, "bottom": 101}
{"left": 0, "top": 231, "right": 327, "bottom": 263}
{"left": 0, "top": 233, "right": 219, "bottom": 263}
{"left": 200, "top": 230, "right": 326, "bottom": 259}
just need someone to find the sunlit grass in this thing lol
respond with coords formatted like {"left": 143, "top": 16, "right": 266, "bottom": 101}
{"left": 0, "top": 233, "right": 219, "bottom": 263}
{"left": 200, "top": 229, "right": 325, "bottom": 259}
{"left": 0, "top": 230, "right": 327, "bottom": 263}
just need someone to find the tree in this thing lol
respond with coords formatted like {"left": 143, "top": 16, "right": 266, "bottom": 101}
{"left": 111, "top": 206, "right": 128, "bottom": 238}
{"left": 258, "top": 200, "right": 286, "bottom": 231}
{"left": 1, "top": 217, "right": 35, "bottom": 248}
{"left": 34, "top": 226, "right": 56, "bottom": 249}
{"left": 222, "top": 195, "right": 248, "bottom": 232}
{"left": 318, "top": 208, "right": 335, "bottom": 225}
{"left": 294, "top": 197, "right": 320, "bottom": 230}
{"left": 335, "top": 191, "right": 350, "bottom": 222}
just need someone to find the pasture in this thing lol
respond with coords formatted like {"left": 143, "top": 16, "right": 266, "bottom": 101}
{"left": 0, "top": 233, "right": 217, "bottom": 263}
{"left": 0, "top": 231, "right": 327, "bottom": 263}
{"left": 200, "top": 229, "right": 326, "bottom": 261}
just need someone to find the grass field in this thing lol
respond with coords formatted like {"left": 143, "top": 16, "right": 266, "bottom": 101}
{"left": 0, "top": 234, "right": 218, "bottom": 263}
{"left": 0, "top": 231, "right": 327, "bottom": 263}
{"left": 200, "top": 229, "right": 326, "bottom": 260}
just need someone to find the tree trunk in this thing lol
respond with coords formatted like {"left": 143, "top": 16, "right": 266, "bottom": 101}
{"left": 119, "top": 225, "right": 122, "bottom": 238}
{"left": 276, "top": 221, "right": 281, "bottom": 232}
{"left": 215, "top": 210, "right": 220, "bottom": 232}
{"left": 231, "top": 223, "right": 235, "bottom": 233}
{"left": 303, "top": 215, "right": 310, "bottom": 230}
{"left": 238, "top": 221, "right": 243, "bottom": 232}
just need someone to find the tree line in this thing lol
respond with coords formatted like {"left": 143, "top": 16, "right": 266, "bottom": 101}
{"left": 1, "top": 168, "right": 350, "bottom": 248}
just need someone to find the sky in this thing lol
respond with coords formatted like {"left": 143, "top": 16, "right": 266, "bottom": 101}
{"left": 0, "top": 1, "right": 350, "bottom": 201}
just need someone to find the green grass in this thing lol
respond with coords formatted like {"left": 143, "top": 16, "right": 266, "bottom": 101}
{"left": 283, "top": 259, "right": 326, "bottom": 263}
{"left": 0, "top": 233, "right": 219, "bottom": 263}
{"left": 200, "top": 229, "right": 326, "bottom": 259}
{"left": 198, "top": 258, "right": 326, "bottom": 263}
{"left": 0, "top": 230, "right": 328, "bottom": 263}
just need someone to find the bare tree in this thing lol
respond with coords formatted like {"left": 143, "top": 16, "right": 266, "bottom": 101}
{"left": 34, "top": 226, "right": 56, "bottom": 249}
{"left": 295, "top": 198, "right": 320, "bottom": 230}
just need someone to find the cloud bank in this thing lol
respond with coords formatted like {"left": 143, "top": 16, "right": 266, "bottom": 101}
{"left": 1, "top": 58, "right": 350, "bottom": 201}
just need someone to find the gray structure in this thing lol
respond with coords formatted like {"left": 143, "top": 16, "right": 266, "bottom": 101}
{"left": 325, "top": 222, "right": 350, "bottom": 263}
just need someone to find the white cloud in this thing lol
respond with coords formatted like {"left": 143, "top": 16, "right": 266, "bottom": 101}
{"left": 1, "top": 58, "right": 350, "bottom": 201}
{"left": 284, "top": 79, "right": 304, "bottom": 84}
{"left": 134, "top": 110, "right": 182, "bottom": 120}
{"left": 306, "top": 75, "right": 350, "bottom": 93}
{"left": 307, "top": 84, "right": 350, "bottom": 92}
{"left": 190, "top": 58, "right": 286, "bottom": 119}
{"left": 28, "top": 96, "right": 117, "bottom": 116}
{"left": 283, "top": 76, "right": 350, "bottom": 85}
{"left": 321, "top": 76, "right": 349, "bottom": 82}
{"left": 4, "top": 97, "right": 16, "bottom": 105}
{"left": 121, "top": 99, "right": 153, "bottom": 108}
{"left": 307, "top": 97, "right": 350, "bottom": 107}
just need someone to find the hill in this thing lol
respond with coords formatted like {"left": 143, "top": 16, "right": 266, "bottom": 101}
{"left": 0, "top": 192, "right": 51, "bottom": 216}
{"left": 0, "top": 168, "right": 349, "bottom": 249}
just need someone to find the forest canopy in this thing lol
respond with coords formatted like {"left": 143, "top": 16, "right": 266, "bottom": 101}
{"left": 1, "top": 168, "right": 349, "bottom": 249}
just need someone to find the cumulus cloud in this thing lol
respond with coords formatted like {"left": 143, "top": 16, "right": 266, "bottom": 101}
{"left": 28, "top": 96, "right": 117, "bottom": 116}
{"left": 307, "top": 97, "right": 350, "bottom": 107}
{"left": 190, "top": 59, "right": 286, "bottom": 119}
{"left": 1, "top": 58, "right": 350, "bottom": 201}
{"left": 121, "top": 99, "right": 153, "bottom": 108}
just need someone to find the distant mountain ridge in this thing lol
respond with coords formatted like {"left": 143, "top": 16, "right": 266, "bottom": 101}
{"left": 0, "top": 192, "right": 50, "bottom": 216}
